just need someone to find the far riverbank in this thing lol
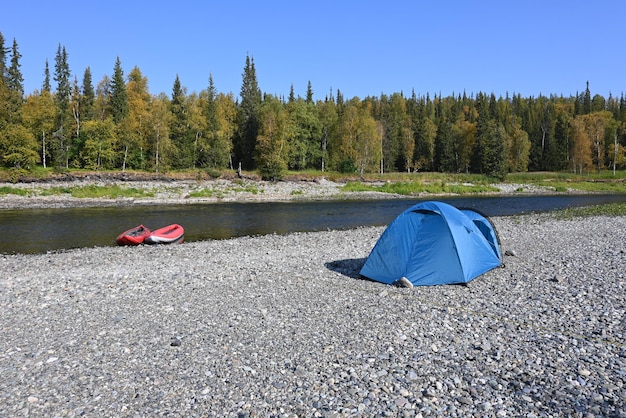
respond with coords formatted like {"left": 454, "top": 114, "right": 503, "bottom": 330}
{"left": 0, "top": 173, "right": 569, "bottom": 210}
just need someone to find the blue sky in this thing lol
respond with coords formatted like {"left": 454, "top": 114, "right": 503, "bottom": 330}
{"left": 2, "top": 0, "right": 625, "bottom": 101}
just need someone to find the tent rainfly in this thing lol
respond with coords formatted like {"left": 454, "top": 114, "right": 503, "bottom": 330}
{"left": 359, "top": 201, "right": 502, "bottom": 286}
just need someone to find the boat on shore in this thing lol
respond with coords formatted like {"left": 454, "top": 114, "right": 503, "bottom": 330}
{"left": 116, "top": 225, "right": 152, "bottom": 246}
{"left": 144, "top": 224, "right": 185, "bottom": 245}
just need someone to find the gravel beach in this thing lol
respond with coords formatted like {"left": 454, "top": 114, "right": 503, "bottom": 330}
{"left": 1, "top": 211, "right": 625, "bottom": 417}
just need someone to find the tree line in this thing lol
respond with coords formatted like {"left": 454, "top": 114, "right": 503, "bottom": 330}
{"left": 1, "top": 33, "right": 625, "bottom": 180}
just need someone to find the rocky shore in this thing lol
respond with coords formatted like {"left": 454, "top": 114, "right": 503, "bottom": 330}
{"left": 0, "top": 175, "right": 555, "bottom": 210}
{"left": 1, "top": 208, "right": 625, "bottom": 416}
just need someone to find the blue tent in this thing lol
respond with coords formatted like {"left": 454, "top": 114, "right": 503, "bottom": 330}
{"left": 359, "top": 201, "right": 502, "bottom": 286}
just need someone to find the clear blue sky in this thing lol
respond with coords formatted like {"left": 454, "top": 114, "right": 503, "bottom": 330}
{"left": 3, "top": 0, "right": 625, "bottom": 101}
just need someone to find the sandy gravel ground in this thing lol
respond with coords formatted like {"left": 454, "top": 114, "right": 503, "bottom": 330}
{"left": 0, "top": 207, "right": 625, "bottom": 416}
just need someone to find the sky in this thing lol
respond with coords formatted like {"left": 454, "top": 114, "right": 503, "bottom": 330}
{"left": 2, "top": 0, "right": 625, "bottom": 101}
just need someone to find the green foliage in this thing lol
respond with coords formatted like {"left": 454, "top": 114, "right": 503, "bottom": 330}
{"left": 2, "top": 42, "right": 626, "bottom": 180}
{"left": 256, "top": 95, "right": 289, "bottom": 181}
{"left": 0, "top": 185, "right": 29, "bottom": 195}
{"left": 110, "top": 57, "right": 129, "bottom": 123}
{"left": 554, "top": 203, "right": 626, "bottom": 218}
{"left": 206, "top": 168, "right": 222, "bottom": 179}
{"left": 338, "top": 158, "right": 356, "bottom": 173}
{"left": 39, "top": 184, "right": 154, "bottom": 199}
{"left": 258, "top": 153, "right": 287, "bottom": 181}
{"left": 0, "top": 123, "right": 40, "bottom": 168}
{"left": 235, "top": 54, "right": 262, "bottom": 169}
{"left": 341, "top": 179, "right": 498, "bottom": 195}
{"left": 187, "top": 182, "right": 259, "bottom": 198}
{"left": 507, "top": 171, "right": 626, "bottom": 193}
{"left": 80, "top": 119, "right": 117, "bottom": 169}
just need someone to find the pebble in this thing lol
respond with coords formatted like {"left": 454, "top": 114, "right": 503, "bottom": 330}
{"left": 0, "top": 214, "right": 625, "bottom": 416}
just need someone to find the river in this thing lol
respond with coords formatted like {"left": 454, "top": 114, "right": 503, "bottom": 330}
{"left": 1, "top": 194, "right": 626, "bottom": 254}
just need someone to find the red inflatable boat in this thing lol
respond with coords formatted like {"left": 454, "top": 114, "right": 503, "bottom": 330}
{"left": 116, "top": 225, "right": 152, "bottom": 246}
{"left": 144, "top": 224, "right": 185, "bottom": 245}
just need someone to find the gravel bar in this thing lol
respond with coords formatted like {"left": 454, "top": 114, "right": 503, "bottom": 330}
{"left": 1, "top": 214, "right": 625, "bottom": 417}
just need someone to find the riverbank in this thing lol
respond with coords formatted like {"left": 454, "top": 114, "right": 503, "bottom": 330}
{"left": 1, "top": 214, "right": 625, "bottom": 416}
{"left": 0, "top": 175, "right": 557, "bottom": 210}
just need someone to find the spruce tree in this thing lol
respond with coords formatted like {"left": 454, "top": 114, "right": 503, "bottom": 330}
{"left": 0, "top": 31, "right": 6, "bottom": 79}
{"left": 81, "top": 67, "right": 95, "bottom": 121}
{"left": 53, "top": 44, "right": 71, "bottom": 168}
{"left": 7, "top": 38, "right": 24, "bottom": 99}
{"left": 0, "top": 33, "right": 9, "bottom": 126}
{"left": 205, "top": 74, "right": 219, "bottom": 136}
{"left": 434, "top": 99, "right": 455, "bottom": 172}
{"left": 583, "top": 81, "right": 592, "bottom": 114}
{"left": 42, "top": 60, "right": 51, "bottom": 93}
{"left": 1, "top": 38, "right": 24, "bottom": 124}
{"left": 204, "top": 74, "right": 228, "bottom": 168}
{"left": 169, "top": 74, "right": 192, "bottom": 168}
{"left": 110, "top": 57, "right": 128, "bottom": 123}
{"left": 306, "top": 81, "right": 314, "bottom": 104}
{"left": 235, "top": 54, "right": 262, "bottom": 169}
{"left": 288, "top": 84, "right": 295, "bottom": 103}
{"left": 54, "top": 45, "right": 71, "bottom": 122}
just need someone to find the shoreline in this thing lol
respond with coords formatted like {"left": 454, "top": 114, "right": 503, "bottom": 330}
{"left": 0, "top": 177, "right": 568, "bottom": 210}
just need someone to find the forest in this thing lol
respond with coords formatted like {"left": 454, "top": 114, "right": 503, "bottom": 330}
{"left": 1, "top": 33, "right": 625, "bottom": 181}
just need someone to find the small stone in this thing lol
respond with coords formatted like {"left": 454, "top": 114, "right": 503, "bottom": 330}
{"left": 579, "top": 369, "right": 591, "bottom": 377}
{"left": 551, "top": 275, "right": 565, "bottom": 283}
{"left": 480, "top": 401, "right": 492, "bottom": 411}
{"left": 423, "top": 388, "right": 437, "bottom": 398}
{"left": 394, "top": 277, "right": 414, "bottom": 288}
{"left": 394, "top": 396, "right": 408, "bottom": 407}
{"left": 504, "top": 249, "right": 517, "bottom": 256}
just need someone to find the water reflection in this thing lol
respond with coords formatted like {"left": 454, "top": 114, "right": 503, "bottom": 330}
{"left": 1, "top": 194, "right": 626, "bottom": 254}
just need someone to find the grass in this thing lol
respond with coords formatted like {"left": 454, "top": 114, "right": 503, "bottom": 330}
{"left": 341, "top": 180, "right": 498, "bottom": 195}
{"left": 39, "top": 185, "right": 155, "bottom": 199}
{"left": 0, "top": 186, "right": 30, "bottom": 196}
{"left": 553, "top": 202, "right": 626, "bottom": 219}
{"left": 187, "top": 181, "right": 260, "bottom": 198}
{"left": 2, "top": 168, "right": 626, "bottom": 199}
{"left": 507, "top": 171, "right": 626, "bottom": 193}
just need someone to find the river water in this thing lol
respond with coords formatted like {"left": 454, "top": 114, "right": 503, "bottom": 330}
{"left": 1, "top": 194, "right": 626, "bottom": 254}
